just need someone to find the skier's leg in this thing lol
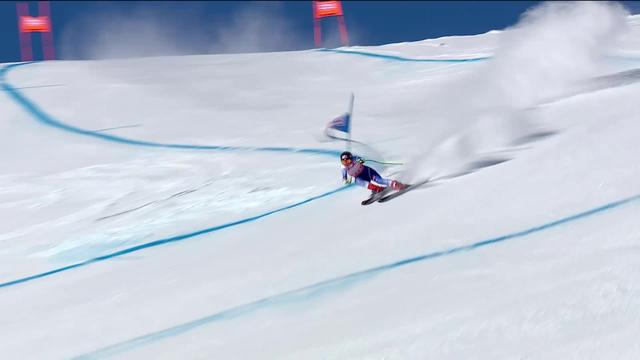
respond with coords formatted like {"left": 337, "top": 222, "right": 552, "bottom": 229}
{"left": 353, "top": 177, "right": 369, "bottom": 188}
{"left": 369, "top": 168, "right": 407, "bottom": 190}
{"left": 367, "top": 168, "right": 391, "bottom": 187}
{"left": 355, "top": 170, "right": 384, "bottom": 193}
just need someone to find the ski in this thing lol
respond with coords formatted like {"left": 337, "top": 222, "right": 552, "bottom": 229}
{"left": 378, "top": 178, "right": 432, "bottom": 203}
{"left": 361, "top": 187, "right": 393, "bottom": 205}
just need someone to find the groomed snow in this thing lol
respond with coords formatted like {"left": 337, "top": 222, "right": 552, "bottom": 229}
{"left": 1, "top": 2, "right": 639, "bottom": 359}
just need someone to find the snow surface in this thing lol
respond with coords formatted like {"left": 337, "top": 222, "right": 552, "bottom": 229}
{"left": 1, "top": 2, "right": 640, "bottom": 359}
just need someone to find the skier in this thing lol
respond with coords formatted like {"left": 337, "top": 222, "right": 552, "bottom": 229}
{"left": 340, "top": 151, "right": 408, "bottom": 194}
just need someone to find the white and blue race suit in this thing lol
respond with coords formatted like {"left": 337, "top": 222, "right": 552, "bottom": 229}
{"left": 341, "top": 155, "right": 391, "bottom": 188}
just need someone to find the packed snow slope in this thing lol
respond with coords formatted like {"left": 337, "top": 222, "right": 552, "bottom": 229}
{"left": 1, "top": 2, "right": 640, "bottom": 359}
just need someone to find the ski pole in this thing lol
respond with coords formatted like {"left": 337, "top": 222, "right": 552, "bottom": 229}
{"left": 364, "top": 159, "right": 404, "bottom": 166}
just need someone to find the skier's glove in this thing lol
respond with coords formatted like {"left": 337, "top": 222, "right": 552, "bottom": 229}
{"left": 343, "top": 177, "right": 352, "bottom": 184}
{"left": 357, "top": 158, "right": 365, "bottom": 164}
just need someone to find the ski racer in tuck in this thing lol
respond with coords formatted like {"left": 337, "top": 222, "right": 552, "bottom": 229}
{"left": 340, "top": 151, "right": 408, "bottom": 194}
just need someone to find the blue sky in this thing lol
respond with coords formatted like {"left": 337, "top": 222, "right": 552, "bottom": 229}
{"left": 0, "top": 1, "right": 639, "bottom": 62}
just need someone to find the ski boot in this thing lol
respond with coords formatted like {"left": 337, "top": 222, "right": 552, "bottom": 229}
{"left": 367, "top": 183, "right": 385, "bottom": 194}
{"left": 390, "top": 180, "right": 408, "bottom": 191}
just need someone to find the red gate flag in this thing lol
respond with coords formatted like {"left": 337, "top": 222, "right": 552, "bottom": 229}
{"left": 19, "top": 16, "right": 51, "bottom": 33}
{"left": 313, "top": 1, "right": 343, "bottom": 19}
{"left": 16, "top": 2, "right": 56, "bottom": 61}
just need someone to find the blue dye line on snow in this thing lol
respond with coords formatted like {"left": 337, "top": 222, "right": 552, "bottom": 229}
{"left": 319, "top": 49, "right": 640, "bottom": 64}
{"left": 77, "top": 192, "right": 640, "bottom": 359}
{"left": 317, "top": 48, "right": 490, "bottom": 62}
{"left": 0, "top": 185, "right": 353, "bottom": 290}
{"left": 0, "top": 62, "right": 341, "bottom": 158}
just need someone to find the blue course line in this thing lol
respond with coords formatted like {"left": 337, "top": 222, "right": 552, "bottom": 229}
{"left": 0, "top": 62, "right": 341, "bottom": 158}
{"left": 319, "top": 49, "right": 640, "bottom": 64}
{"left": 77, "top": 192, "right": 640, "bottom": 359}
{"left": 0, "top": 185, "right": 354, "bottom": 290}
{"left": 318, "top": 48, "right": 490, "bottom": 62}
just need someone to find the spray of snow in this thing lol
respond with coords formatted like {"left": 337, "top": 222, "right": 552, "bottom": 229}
{"left": 208, "top": 3, "right": 308, "bottom": 54}
{"left": 58, "top": 3, "right": 310, "bottom": 60}
{"left": 58, "top": 5, "right": 210, "bottom": 60}
{"left": 404, "top": 1, "right": 630, "bottom": 181}
{"left": 486, "top": 1, "right": 629, "bottom": 108}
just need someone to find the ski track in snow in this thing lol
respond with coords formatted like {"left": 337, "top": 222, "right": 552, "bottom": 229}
{"left": 2, "top": 49, "right": 640, "bottom": 357}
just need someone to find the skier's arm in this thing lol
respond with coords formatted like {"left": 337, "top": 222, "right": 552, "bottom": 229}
{"left": 341, "top": 167, "right": 352, "bottom": 184}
